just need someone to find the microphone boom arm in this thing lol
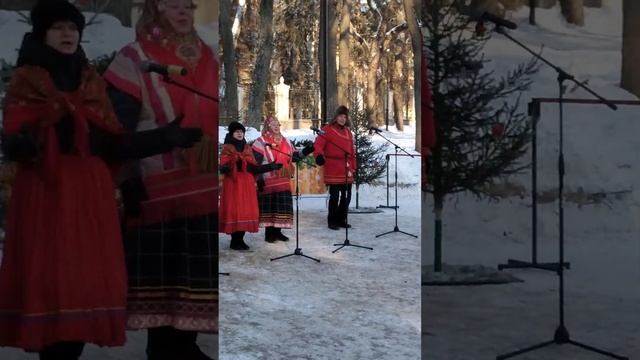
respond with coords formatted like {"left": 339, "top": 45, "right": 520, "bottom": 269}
{"left": 162, "top": 75, "right": 220, "bottom": 103}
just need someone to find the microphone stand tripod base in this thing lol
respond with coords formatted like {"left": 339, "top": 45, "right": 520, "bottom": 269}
{"left": 332, "top": 239, "right": 373, "bottom": 253}
{"left": 496, "top": 325, "right": 628, "bottom": 360}
{"left": 375, "top": 226, "right": 418, "bottom": 239}
{"left": 271, "top": 247, "right": 320, "bottom": 262}
{"left": 498, "top": 259, "right": 570, "bottom": 272}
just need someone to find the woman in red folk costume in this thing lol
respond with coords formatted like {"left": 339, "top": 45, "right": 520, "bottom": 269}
{"left": 219, "top": 121, "right": 282, "bottom": 250}
{"left": 314, "top": 106, "right": 357, "bottom": 230}
{"left": 103, "top": 0, "right": 218, "bottom": 358}
{"left": 252, "top": 116, "right": 314, "bottom": 242}
{"left": 0, "top": 1, "right": 199, "bottom": 358}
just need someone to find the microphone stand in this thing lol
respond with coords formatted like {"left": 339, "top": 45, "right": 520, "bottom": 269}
{"left": 162, "top": 75, "right": 220, "bottom": 103}
{"left": 266, "top": 144, "right": 320, "bottom": 263}
{"left": 371, "top": 130, "right": 418, "bottom": 239}
{"left": 376, "top": 154, "right": 397, "bottom": 209}
{"left": 161, "top": 76, "right": 223, "bottom": 273}
{"left": 492, "top": 26, "right": 626, "bottom": 360}
{"left": 312, "top": 129, "right": 373, "bottom": 253}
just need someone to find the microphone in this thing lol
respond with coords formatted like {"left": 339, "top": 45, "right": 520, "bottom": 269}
{"left": 310, "top": 127, "right": 325, "bottom": 135}
{"left": 368, "top": 126, "right": 383, "bottom": 133}
{"left": 140, "top": 60, "right": 187, "bottom": 76}
{"left": 455, "top": 1, "right": 517, "bottom": 30}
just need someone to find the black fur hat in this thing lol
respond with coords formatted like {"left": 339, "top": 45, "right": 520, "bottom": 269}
{"left": 228, "top": 121, "right": 246, "bottom": 134}
{"left": 331, "top": 105, "right": 351, "bottom": 126}
{"left": 30, "top": 0, "right": 86, "bottom": 40}
{"left": 334, "top": 105, "right": 349, "bottom": 118}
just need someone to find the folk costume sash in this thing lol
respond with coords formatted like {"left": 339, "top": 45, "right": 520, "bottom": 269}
{"left": 251, "top": 135, "right": 295, "bottom": 194}
{"left": 103, "top": 34, "right": 219, "bottom": 225}
{"left": 3, "top": 66, "right": 122, "bottom": 181}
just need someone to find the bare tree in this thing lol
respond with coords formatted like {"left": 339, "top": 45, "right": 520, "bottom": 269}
{"left": 319, "top": 0, "right": 339, "bottom": 121}
{"left": 560, "top": 0, "right": 584, "bottom": 26}
{"left": 529, "top": 0, "right": 536, "bottom": 25}
{"left": 621, "top": 0, "right": 640, "bottom": 97}
{"left": 328, "top": 0, "right": 339, "bottom": 117}
{"left": 220, "top": 0, "right": 239, "bottom": 122}
{"left": 337, "top": 0, "right": 350, "bottom": 106}
{"left": 405, "top": 0, "right": 422, "bottom": 149}
{"left": 389, "top": 1, "right": 409, "bottom": 132}
{"left": 246, "top": 0, "right": 275, "bottom": 129}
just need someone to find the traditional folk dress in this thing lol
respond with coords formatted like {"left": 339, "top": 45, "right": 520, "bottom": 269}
{"left": 104, "top": 30, "right": 218, "bottom": 332}
{"left": 0, "top": 64, "right": 127, "bottom": 351}
{"left": 251, "top": 134, "right": 296, "bottom": 229}
{"left": 218, "top": 142, "right": 260, "bottom": 234}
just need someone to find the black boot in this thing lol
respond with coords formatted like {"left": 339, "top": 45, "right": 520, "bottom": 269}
{"left": 230, "top": 232, "right": 250, "bottom": 250}
{"left": 327, "top": 204, "right": 340, "bottom": 230}
{"left": 177, "top": 330, "right": 213, "bottom": 360}
{"left": 327, "top": 185, "right": 342, "bottom": 230}
{"left": 39, "top": 342, "right": 84, "bottom": 360}
{"left": 338, "top": 185, "right": 352, "bottom": 228}
{"left": 147, "top": 327, "right": 181, "bottom": 360}
{"left": 274, "top": 228, "right": 289, "bottom": 241}
{"left": 148, "top": 327, "right": 213, "bottom": 360}
{"left": 265, "top": 226, "right": 277, "bottom": 243}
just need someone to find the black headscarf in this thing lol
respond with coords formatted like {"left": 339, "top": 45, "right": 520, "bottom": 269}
{"left": 17, "top": 0, "right": 88, "bottom": 92}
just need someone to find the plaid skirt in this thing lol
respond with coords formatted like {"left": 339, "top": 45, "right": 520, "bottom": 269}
{"left": 258, "top": 190, "right": 294, "bottom": 228}
{"left": 122, "top": 213, "right": 218, "bottom": 333}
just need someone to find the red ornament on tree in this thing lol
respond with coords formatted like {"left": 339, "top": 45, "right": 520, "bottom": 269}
{"left": 491, "top": 122, "right": 505, "bottom": 139}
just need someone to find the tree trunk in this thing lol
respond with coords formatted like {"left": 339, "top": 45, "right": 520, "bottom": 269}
{"left": 583, "top": 0, "right": 602, "bottom": 7}
{"left": 537, "top": 0, "right": 557, "bottom": 8}
{"left": 319, "top": 0, "right": 339, "bottom": 122}
{"left": 328, "top": 0, "right": 339, "bottom": 118}
{"left": 220, "top": 0, "right": 239, "bottom": 123}
{"left": 621, "top": 0, "right": 640, "bottom": 97}
{"left": 246, "top": 0, "right": 275, "bottom": 129}
{"left": 392, "top": 56, "right": 406, "bottom": 131}
{"left": 320, "top": 0, "right": 328, "bottom": 121}
{"left": 102, "top": 0, "right": 134, "bottom": 27}
{"left": 404, "top": 0, "right": 422, "bottom": 149}
{"left": 529, "top": 0, "right": 536, "bottom": 25}
{"left": 337, "top": 0, "right": 351, "bottom": 107}
{"left": 433, "top": 192, "right": 443, "bottom": 272}
{"left": 560, "top": 0, "right": 584, "bottom": 26}
{"left": 366, "top": 42, "right": 382, "bottom": 126}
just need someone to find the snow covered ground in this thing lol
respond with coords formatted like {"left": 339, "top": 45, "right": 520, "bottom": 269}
{"left": 219, "top": 128, "right": 422, "bottom": 359}
{"left": 423, "top": 1, "right": 640, "bottom": 359}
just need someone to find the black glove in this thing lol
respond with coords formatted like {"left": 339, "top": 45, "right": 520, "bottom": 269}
{"left": 1, "top": 127, "right": 38, "bottom": 162}
{"left": 267, "top": 162, "right": 283, "bottom": 171}
{"left": 219, "top": 165, "right": 231, "bottom": 175}
{"left": 120, "top": 177, "right": 148, "bottom": 218}
{"left": 315, "top": 154, "right": 325, "bottom": 166}
{"left": 257, "top": 178, "right": 265, "bottom": 192}
{"left": 163, "top": 115, "right": 203, "bottom": 148}
{"left": 236, "top": 158, "right": 243, "bottom": 171}
{"left": 302, "top": 145, "right": 314, "bottom": 156}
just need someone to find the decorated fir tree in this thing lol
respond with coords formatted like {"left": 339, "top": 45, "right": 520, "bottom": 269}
{"left": 424, "top": 1, "right": 539, "bottom": 271}
{"left": 349, "top": 100, "right": 388, "bottom": 209}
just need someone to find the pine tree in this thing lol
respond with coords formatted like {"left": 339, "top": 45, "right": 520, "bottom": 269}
{"left": 424, "top": 1, "right": 539, "bottom": 271}
{"left": 350, "top": 98, "right": 388, "bottom": 209}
